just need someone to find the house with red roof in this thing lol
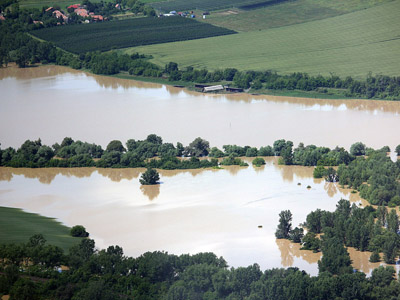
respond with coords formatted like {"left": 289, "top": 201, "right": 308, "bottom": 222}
{"left": 53, "top": 10, "right": 68, "bottom": 22}
{"left": 68, "top": 4, "right": 80, "bottom": 10}
{"left": 75, "top": 8, "right": 89, "bottom": 18}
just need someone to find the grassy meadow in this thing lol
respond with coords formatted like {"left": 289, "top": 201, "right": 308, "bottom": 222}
{"left": 0, "top": 206, "right": 83, "bottom": 252}
{"left": 131, "top": 0, "right": 400, "bottom": 79}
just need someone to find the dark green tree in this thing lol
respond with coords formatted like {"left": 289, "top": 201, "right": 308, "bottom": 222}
{"left": 289, "top": 227, "right": 304, "bottom": 243}
{"left": 183, "top": 137, "right": 210, "bottom": 157}
{"left": 70, "top": 225, "right": 89, "bottom": 237}
{"left": 139, "top": 168, "right": 160, "bottom": 185}
{"left": 318, "top": 236, "right": 352, "bottom": 275}
{"left": 106, "top": 140, "right": 125, "bottom": 152}
{"left": 386, "top": 209, "right": 399, "bottom": 233}
{"left": 275, "top": 210, "right": 292, "bottom": 239}
{"left": 350, "top": 142, "right": 366, "bottom": 156}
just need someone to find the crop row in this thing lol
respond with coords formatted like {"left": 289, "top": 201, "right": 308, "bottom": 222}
{"left": 31, "top": 17, "right": 236, "bottom": 54}
{"left": 151, "top": 0, "right": 283, "bottom": 12}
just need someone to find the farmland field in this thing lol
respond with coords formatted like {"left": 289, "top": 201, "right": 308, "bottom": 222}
{"left": 19, "top": 0, "right": 112, "bottom": 9}
{"left": 151, "top": 0, "right": 288, "bottom": 12}
{"left": 132, "top": 0, "right": 400, "bottom": 79}
{"left": 0, "top": 206, "right": 82, "bottom": 252}
{"left": 203, "top": 0, "right": 393, "bottom": 32}
{"left": 31, "top": 17, "right": 236, "bottom": 54}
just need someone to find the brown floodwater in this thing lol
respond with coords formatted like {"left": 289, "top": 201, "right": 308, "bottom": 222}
{"left": 0, "top": 158, "right": 397, "bottom": 276}
{"left": 1, "top": 65, "right": 400, "bottom": 154}
{"left": 1, "top": 65, "right": 400, "bottom": 275}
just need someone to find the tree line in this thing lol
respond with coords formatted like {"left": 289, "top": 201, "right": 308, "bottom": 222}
{"left": 2, "top": 232, "right": 400, "bottom": 299}
{"left": 1, "top": 136, "right": 400, "bottom": 206}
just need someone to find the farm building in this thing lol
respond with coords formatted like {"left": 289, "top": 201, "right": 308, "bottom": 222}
{"left": 203, "top": 85, "right": 224, "bottom": 92}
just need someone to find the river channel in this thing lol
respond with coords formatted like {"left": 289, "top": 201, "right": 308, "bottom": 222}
{"left": 1, "top": 65, "right": 400, "bottom": 275}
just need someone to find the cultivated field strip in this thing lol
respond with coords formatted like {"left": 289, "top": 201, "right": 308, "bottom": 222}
{"left": 31, "top": 17, "right": 236, "bottom": 54}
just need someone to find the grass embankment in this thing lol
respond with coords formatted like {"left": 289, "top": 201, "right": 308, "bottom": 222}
{"left": 0, "top": 207, "right": 82, "bottom": 252}
{"left": 133, "top": 0, "right": 400, "bottom": 79}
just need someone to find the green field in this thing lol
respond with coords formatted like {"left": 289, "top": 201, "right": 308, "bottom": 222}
{"left": 31, "top": 17, "right": 236, "bottom": 54}
{"left": 132, "top": 0, "right": 400, "bottom": 79}
{"left": 0, "top": 206, "right": 83, "bottom": 252}
{"left": 19, "top": 0, "right": 111, "bottom": 9}
{"left": 204, "top": 0, "right": 393, "bottom": 32}
{"left": 151, "top": 0, "right": 287, "bottom": 12}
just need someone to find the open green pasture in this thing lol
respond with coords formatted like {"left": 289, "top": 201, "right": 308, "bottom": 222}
{"left": 31, "top": 17, "right": 235, "bottom": 54}
{"left": 132, "top": 1, "right": 400, "bottom": 79}
{"left": 204, "top": 0, "right": 393, "bottom": 32}
{"left": 0, "top": 206, "right": 82, "bottom": 252}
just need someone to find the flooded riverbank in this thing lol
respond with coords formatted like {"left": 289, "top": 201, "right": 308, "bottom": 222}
{"left": 0, "top": 158, "right": 393, "bottom": 275}
{"left": 1, "top": 65, "right": 400, "bottom": 153}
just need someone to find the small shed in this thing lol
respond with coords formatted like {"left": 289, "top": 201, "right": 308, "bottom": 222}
{"left": 203, "top": 85, "right": 224, "bottom": 92}
{"left": 225, "top": 87, "right": 244, "bottom": 93}
{"left": 195, "top": 84, "right": 209, "bottom": 89}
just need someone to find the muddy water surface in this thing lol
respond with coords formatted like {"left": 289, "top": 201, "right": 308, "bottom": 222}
{"left": 1, "top": 65, "right": 400, "bottom": 275}
{"left": 0, "top": 158, "right": 393, "bottom": 275}
{"left": 1, "top": 65, "right": 400, "bottom": 152}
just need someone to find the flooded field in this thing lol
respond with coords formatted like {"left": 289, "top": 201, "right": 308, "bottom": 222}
{"left": 1, "top": 65, "right": 400, "bottom": 152}
{"left": 1, "top": 65, "right": 400, "bottom": 275}
{"left": 0, "top": 158, "right": 392, "bottom": 275}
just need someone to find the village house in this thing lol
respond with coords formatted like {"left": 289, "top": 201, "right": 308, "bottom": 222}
{"left": 89, "top": 12, "right": 104, "bottom": 21}
{"left": 53, "top": 10, "right": 68, "bottom": 22}
{"left": 75, "top": 8, "right": 89, "bottom": 18}
{"left": 67, "top": 4, "right": 80, "bottom": 10}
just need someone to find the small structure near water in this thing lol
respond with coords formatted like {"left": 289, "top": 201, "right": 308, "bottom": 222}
{"left": 203, "top": 85, "right": 224, "bottom": 92}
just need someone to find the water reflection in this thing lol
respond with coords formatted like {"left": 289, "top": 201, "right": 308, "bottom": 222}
{"left": 276, "top": 239, "right": 321, "bottom": 267}
{"left": 141, "top": 184, "right": 161, "bottom": 201}
{"left": 97, "top": 168, "right": 142, "bottom": 182}
{"left": 324, "top": 182, "right": 338, "bottom": 198}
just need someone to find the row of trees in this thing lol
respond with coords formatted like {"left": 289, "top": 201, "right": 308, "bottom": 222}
{"left": 2, "top": 233, "right": 400, "bottom": 299}
{"left": 163, "top": 63, "right": 400, "bottom": 100}
{"left": 0, "top": 135, "right": 250, "bottom": 169}
{"left": 1, "top": 136, "right": 399, "bottom": 205}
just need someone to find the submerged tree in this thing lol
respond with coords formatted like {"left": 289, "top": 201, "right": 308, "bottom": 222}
{"left": 140, "top": 168, "right": 160, "bottom": 185}
{"left": 275, "top": 210, "right": 292, "bottom": 239}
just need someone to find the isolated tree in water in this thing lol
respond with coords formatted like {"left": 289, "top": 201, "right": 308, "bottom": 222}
{"left": 275, "top": 210, "right": 292, "bottom": 239}
{"left": 140, "top": 168, "right": 160, "bottom": 185}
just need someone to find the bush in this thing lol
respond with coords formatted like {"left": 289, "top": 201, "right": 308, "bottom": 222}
{"left": 313, "top": 165, "right": 326, "bottom": 178}
{"left": 369, "top": 251, "right": 380, "bottom": 263}
{"left": 252, "top": 157, "right": 266, "bottom": 167}
{"left": 70, "top": 225, "right": 89, "bottom": 237}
